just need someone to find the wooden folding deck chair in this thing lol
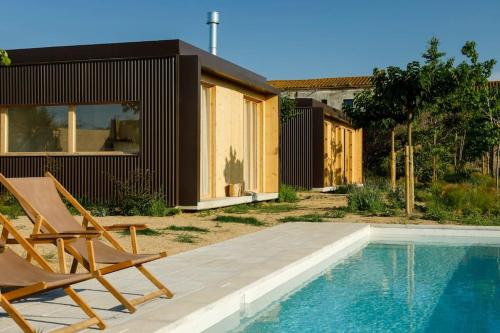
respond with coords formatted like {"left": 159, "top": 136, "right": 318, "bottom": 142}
{"left": 0, "top": 214, "right": 106, "bottom": 333}
{"left": 0, "top": 172, "right": 174, "bottom": 314}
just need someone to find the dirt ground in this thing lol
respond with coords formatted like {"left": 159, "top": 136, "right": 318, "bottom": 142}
{"left": 6, "top": 191, "right": 440, "bottom": 271}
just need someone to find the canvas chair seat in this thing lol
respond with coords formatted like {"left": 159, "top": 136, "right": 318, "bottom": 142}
{"left": 70, "top": 238, "right": 164, "bottom": 265}
{"left": 0, "top": 248, "right": 91, "bottom": 289}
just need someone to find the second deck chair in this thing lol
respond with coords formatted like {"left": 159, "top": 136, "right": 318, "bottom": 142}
{"left": 0, "top": 173, "right": 173, "bottom": 313}
{"left": 0, "top": 214, "right": 106, "bottom": 333}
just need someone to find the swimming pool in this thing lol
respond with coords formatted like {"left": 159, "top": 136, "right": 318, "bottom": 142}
{"left": 230, "top": 243, "right": 500, "bottom": 333}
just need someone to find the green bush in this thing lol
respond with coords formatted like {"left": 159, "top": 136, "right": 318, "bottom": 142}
{"left": 0, "top": 194, "right": 23, "bottom": 219}
{"left": 434, "top": 183, "right": 498, "bottom": 214}
{"left": 387, "top": 183, "right": 405, "bottom": 209}
{"left": 279, "top": 185, "right": 299, "bottom": 203}
{"left": 347, "top": 186, "right": 386, "bottom": 213}
{"left": 424, "top": 202, "right": 452, "bottom": 222}
{"left": 425, "top": 181, "right": 500, "bottom": 224}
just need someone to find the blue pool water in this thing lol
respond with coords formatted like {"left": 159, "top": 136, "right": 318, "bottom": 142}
{"left": 232, "top": 243, "right": 500, "bottom": 333}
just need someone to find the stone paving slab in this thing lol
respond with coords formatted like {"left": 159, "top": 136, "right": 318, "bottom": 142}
{"left": 0, "top": 223, "right": 369, "bottom": 333}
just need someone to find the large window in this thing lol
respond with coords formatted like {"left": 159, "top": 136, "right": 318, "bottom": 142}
{"left": 76, "top": 103, "right": 140, "bottom": 153}
{"left": 8, "top": 106, "right": 68, "bottom": 152}
{"left": 0, "top": 102, "right": 140, "bottom": 154}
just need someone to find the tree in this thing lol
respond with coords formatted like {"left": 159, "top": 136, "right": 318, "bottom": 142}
{"left": 345, "top": 81, "right": 406, "bottom": 190}
{"left": 0, "top": 49, "right": 10, "bottom": 66}
{"left": 348, "top": 38, "right": 457, "bottom": 214}
{"left": 280, "top": 96, "right": 298, "bottom": 122}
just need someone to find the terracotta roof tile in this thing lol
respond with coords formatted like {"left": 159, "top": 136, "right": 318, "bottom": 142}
{"left": 268, "top": 76, "right": 372, "bottom": 90}
{"left": 269, "top": 76, "right": 500, "bottom": 91}
{"left": 488, "top": 80, "right": 500, "bottom": 89}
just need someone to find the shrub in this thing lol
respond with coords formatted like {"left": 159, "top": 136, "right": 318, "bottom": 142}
{"left": 214, "top": 215, "right": 265, "bottom": 226}
{"left": 433, "top": 182, "right": 498, "bottom": 215}
{"left": 425, "top": 181, "right": 500, "bottom": 225}
{"left": 0, "top": 194, "right": 23, "bottom": 219}
{"left": 424, "top": 202, "right": 452, "bottom": 222}
{"left": 347, "top": 186, "right": 386, "bottom": 214}
{"left": 387, "top": 183, "right": 405, "bottom": 209}
{"left": 107, "top": 169, "right": 184, "bottom": 216}
{"left": 279, "top": 185, "right": 299, "bottom": 203}
{"left": 146, "top": 200, "right": 181, "bottom": 217}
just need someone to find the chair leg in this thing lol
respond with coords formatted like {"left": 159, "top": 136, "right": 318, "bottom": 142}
{"left": 63, "top": 287, "right": 106, "bottom": 330}
{"left": 0, "top": 294, "right": 35, "bottom": 333}
{"left": 69, "top": 258, "right": 79, "bottom": 274}
{"left": 96, "top": 276, "right": 137, "bottom": 313}
{"left": 136, "top": 264, "right": 174, "bottom": 299}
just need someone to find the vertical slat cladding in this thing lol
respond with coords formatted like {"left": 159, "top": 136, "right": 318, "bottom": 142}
{"left": 0, "top": 57, "right": 178, "bottom": 206}
{"left": 280, "top": 107, "right": 314, "bottom": 189}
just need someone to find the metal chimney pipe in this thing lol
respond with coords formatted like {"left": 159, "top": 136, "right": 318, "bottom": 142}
{"left": 207, "top": 11, "right": 220, "bottom": 55}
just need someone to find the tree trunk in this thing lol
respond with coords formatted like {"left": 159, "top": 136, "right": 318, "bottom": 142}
{"left": 490, "top": 147, "right": 496, "bottom": 177}
{"left": 432, "top": 132, "right": 438, "bottom": 182}
{"left": 482, "top": 153, "right": 487, "bottom": 175}
{"left": 390, "top": 128, "right": 396, "bottom": 191}
{"left": 406, "top": 111, "right": 414, "bottom": 215}
{"left": 496, "top": 144, "right": 499, "bottom": 195}
{"left": 453, "top": 132, "right": 458, "bottom": 172}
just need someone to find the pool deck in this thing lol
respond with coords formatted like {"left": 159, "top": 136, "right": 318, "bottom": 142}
{"left": 2, "top": 222, "right": 500, "bottom": 332}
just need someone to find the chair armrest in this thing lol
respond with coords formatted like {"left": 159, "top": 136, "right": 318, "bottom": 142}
{"left": 59, "top": 230, "right": 103, "bottom": 237}
{"left": 29, "top": 231, "right": 102, "bottom": 243}
{"left": 88, "top": 223, "right": 148, "bottom": 231}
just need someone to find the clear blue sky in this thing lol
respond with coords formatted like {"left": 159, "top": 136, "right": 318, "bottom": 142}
{"left": 2, "top": 0, "right": 499, "bottom": 80}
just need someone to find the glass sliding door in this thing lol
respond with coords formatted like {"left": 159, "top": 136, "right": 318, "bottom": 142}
{"left": 200, "top": 85, "right": 213, "bottom": 199}
{"left": 243, "top": 99, "right": 259, "bottom": 192}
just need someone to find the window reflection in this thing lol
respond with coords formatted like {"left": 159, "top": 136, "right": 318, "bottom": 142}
{"left": 76, "top": 103, "right": 140, "bottom": 153}
{"left": 8, "top": 106, "right": 68, "bottom": 152}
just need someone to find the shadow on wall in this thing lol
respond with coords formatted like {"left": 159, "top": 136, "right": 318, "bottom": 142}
{"left": 224, "top": 146, "right": 244, "bottom": 185}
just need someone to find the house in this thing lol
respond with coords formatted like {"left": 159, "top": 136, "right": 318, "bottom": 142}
{"left": 268, "top": 76, "right": 371, "bottom": 110}
{"left": 0, "top": 40, "right": 280, "bottom": 210}
{"left": 280, "top": 98, "right": 362, "bottom": 191}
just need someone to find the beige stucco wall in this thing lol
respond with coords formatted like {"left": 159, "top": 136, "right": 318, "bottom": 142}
{"left": 281, "top": 88, "right": 364, "bottom": 110}
{"left": 201, "top": 73, "right": 279, "bottom": 198}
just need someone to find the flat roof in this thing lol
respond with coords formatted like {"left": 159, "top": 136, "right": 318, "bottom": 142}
{"left": 6, "top": 39, "right": 278, "bottom": 95}
{"left": 295, "top": 98, "right": 352, "bottom": 125}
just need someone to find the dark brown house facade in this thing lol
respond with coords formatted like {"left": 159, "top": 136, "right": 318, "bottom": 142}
{"left": 0, "top": 40, "right": 280, "bottom": 209}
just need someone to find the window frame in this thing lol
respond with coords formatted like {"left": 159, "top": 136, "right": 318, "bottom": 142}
{"left": 0, "top": 102, "right": 141, "bottom": 156}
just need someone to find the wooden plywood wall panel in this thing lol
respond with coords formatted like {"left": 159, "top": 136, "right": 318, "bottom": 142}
{"left": 213, "top": 85, "right": 245, "bottom": 197}
{"left": 353, "top": 128, "right": 363, "bottom": 183}
{"left": 264, "top": 95, "right": 279, "bottom": 193}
